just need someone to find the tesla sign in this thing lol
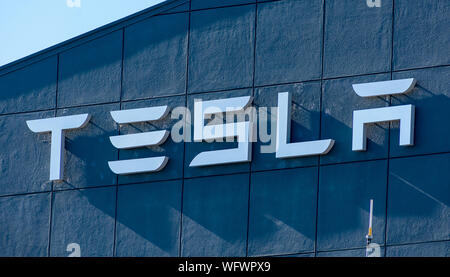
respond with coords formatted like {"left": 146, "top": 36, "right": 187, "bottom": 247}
{"left": 25, "top": 78, "right": 417, "bottom": 181}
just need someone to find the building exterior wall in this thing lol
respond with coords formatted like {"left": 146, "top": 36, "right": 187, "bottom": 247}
{"left": 0, "top": 0, "right": 448, "bottom": 257}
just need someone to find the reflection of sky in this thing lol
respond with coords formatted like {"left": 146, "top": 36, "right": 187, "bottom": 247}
{"left": 0, "top": 0, "right": 165, "bottom": 66}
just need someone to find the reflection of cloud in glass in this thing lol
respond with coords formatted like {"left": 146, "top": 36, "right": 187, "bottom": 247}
{"left": 366, "top": 0, "right": 381, "bottom": 8}
{"left": 67, "top": 0, "right": 81, "bottom": 8}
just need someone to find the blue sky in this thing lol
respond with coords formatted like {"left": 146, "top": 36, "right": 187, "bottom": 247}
{"left": 0, "top": 0, "right": 165, "bottom": 66}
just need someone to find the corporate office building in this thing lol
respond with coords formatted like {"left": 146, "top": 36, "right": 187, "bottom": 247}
{"left": 0, "top": 0, "right": 448, "bottom": 257}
